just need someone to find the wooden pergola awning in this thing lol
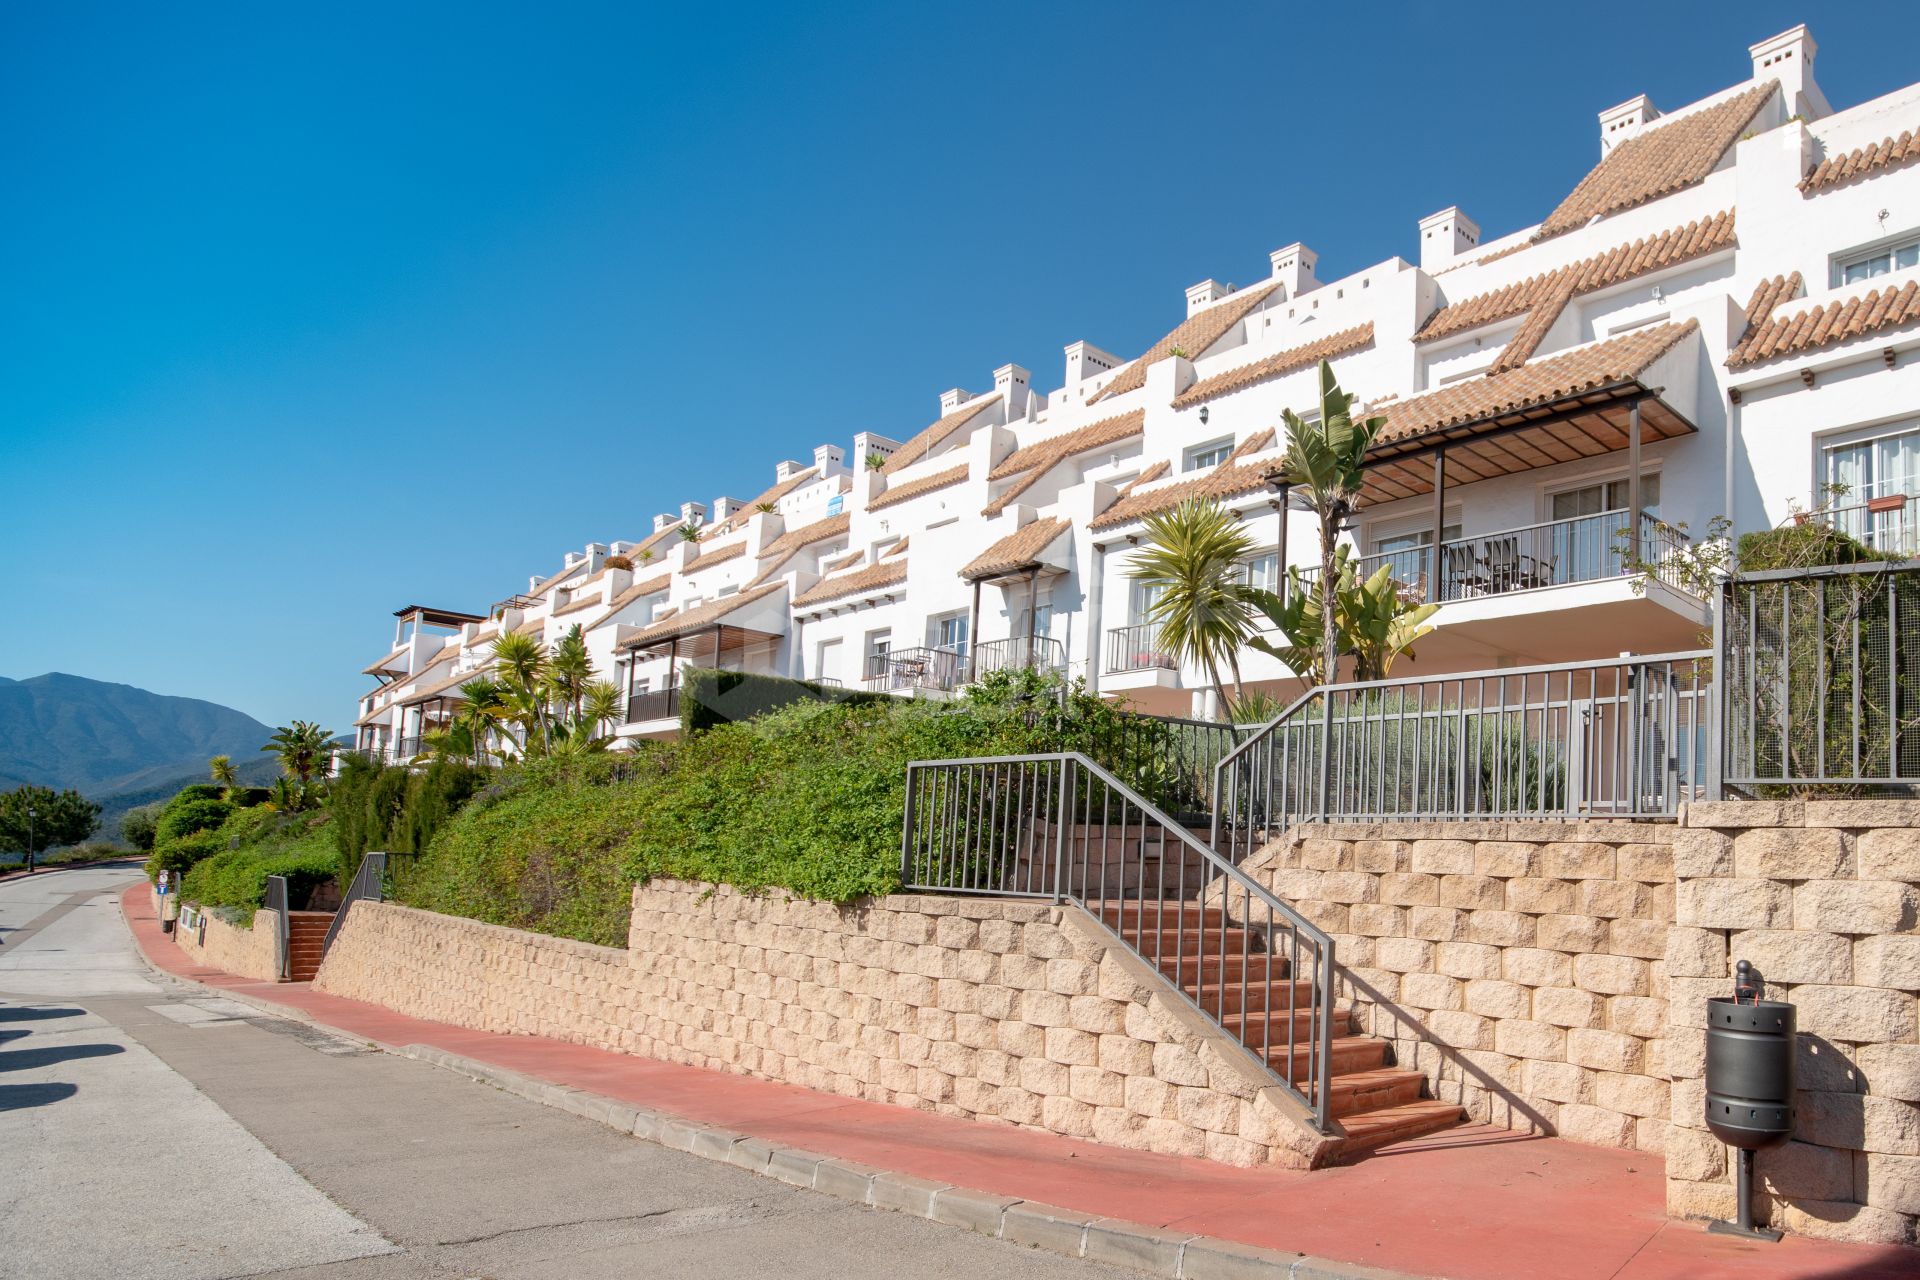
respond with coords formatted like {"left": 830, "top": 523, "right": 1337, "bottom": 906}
{"left": 1351, "top": 320, "right": 1702, "bottom": 506}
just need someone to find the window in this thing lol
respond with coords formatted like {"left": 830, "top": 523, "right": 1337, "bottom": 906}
{"left": 933, "top": 612, "right": 969, "bottom": 656}
{"left": 1183, "top": 437, "right": 1234, "bottom": 472}
{"left": 826, "top": 494, "right": 845, "bottom": 516}
{"left": 1128, "top": 578, "right": 1165, "bottom": 625}
{"left": 1826, "top": 424, "right": 1920, "bottom": 553}
{"left": 1242, "top": 553, "right": 1280, "bottom": 592}
{"left": 866, "top": 630, "right": 890, "bottom": 661}
{"left": 1550, "top": 474, "right": 1660, "bottom": 520}
{"left": 1372, "top": 525, "right": 1461, "bottom": 556}
{"left": 1833, "top": 234, "right": 1920, "bottom": 287}
{"left": 814, "top": 638, "right": 842, "bottom": 683}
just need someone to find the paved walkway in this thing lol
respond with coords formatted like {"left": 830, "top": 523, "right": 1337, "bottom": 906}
{"left": 122, "top": 884, "right": 1914, "bottom": 1280}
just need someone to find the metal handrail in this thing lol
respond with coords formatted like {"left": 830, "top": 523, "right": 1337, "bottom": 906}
{"left": 902, "top": 751, "right": 1337, "bottom": 1129}
{"left": 321, "top": 852, "right": 388, "bottom": 959}
{"left": 1104, "top": 622, "right": 1178, "bottom": 674}
{"left": 1212, "top": 649, "right": 1713, "bottom": 862}
{"left": 264, "top": 874, "right": 291, "bottom": 981}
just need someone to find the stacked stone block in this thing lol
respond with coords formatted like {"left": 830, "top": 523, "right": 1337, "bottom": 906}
{"left": 172, "top": 900, "right": 281, "bottom": 982}
{"left": 316, "top": 881, "right": 1322, "bottom": 1168}
{"left": 1242, "top": 821, "right": 1677, "bottom": 1153}
{"left": 1666, "top": 801, "right": 1920, "bottom": 1247}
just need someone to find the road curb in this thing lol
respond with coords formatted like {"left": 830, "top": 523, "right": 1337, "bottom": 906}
{"left": 393, "top": 1041, "right": 1421, "bottom": 1280}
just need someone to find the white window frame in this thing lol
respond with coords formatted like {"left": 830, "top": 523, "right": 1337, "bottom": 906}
{"left": 932, "top": 611, "right": 970, "bottom": 656}
{"left": 1831, "top": 230, "right": 1920, "bottom": 288}
{"left": 1183, "top": 436, "right": 1235, "bottom": 473}
{"left": 1539, "top": 464, "right": 1663, "bottom": 523}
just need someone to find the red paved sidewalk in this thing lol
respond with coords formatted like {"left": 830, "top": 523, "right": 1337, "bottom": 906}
{"left": 118, "top": 882, "right": 1912, "bottom": 1280}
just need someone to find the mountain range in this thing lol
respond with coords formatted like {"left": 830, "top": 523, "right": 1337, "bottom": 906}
{"left": 0, "top": 673, "right": 283, "bottom": 829}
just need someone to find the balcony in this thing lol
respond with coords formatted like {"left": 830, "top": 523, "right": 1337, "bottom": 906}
{"left": 1105, "top": 622, "right": 1177, "bottom": 675}
{"left": 970, "top": 636, "right": 1066, "bottom": 681}
{"left": 625, "top": 686, "right": 682, "bottom": 725}
{"left": 865, "top": 647, "right": 965, "bottom": 694}
{"left": 1296, "top": 512, "right": 1692, "bottom": 604}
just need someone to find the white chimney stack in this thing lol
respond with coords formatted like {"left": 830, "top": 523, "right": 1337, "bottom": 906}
{"left": 1063, "top": 340, "right": 1121, "bottom": 389}
{"left": 1599, "top": 95, "right": 1660, "bottom": 156}
{"left": 774, "top": 459, "right": 806, "bottom": 481}
{"left": 1184, "top": 279, "right": 1235, "bottom": 315}
{"left": 1268, "top": 244, "right": 1319, "bottom": 299}
{"left": 813, "top": 442, "right": 848, "bottom": 476}
{"left": 1417, "top": 207, "right": 1482, "bottom": 270}
{"left": 679, "top": 500, "right": 707, "bottom": 527}
{"left": 652, "top": 512, "right": 677, "bottom": 534}
{"left": 711, "top": 497, "right": 745, "bottom": 522}
{"left": 992, "top": 363, "right": 1032, "bottom": 419}
{"left": 1750, "top": 25, "right": 1828, "bottom": 120}
{"left": 938, "top": 387, "right": 973, "bottom": 412}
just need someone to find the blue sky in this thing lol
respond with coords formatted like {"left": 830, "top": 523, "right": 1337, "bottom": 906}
{"left": 1, "top": 1, "right": 1911, "bottom": 729}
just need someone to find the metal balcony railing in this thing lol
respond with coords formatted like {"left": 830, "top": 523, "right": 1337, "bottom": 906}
{"left": 1105, "top": 622, "right": 1178, "bottom": 674}
{"left": 626, "top": 687, "right": 682, "bottom": 724}
{"left": 1295, "top": 511, "right": 1695, "bottom": 604}
{"left": 969, "top": 636, "right": 1066, "bottom": 681}
{"left": 865, "top": 647, "right": 964, "bottom": 693}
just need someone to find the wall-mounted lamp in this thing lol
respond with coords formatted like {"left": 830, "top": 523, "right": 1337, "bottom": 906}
{"left": 1198, "top": 405, "right": 1210, "bottom": 425}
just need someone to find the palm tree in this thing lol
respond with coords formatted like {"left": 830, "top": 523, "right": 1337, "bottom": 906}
{"left": 261, "top": 720, "right": 334, "bottom": 788}
{"left": 208, "top": 755, "right": 238, "bottom": 796}
{"left": 544, "top": 624, "right": 595, "bottom": 724}
{"left": 1128, "top": 498, "right": 1262, "bottom": 715}
{"left": 491, "top": 632, "right": 548, "bottom": 751}
{"left": 1275, "top": 360, "right": 1385, "bottom": 685}
{"left": 453, "top": 676, "right": 511, "bottom": 765}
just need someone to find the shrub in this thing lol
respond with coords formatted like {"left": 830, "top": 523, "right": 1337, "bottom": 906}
{"left": 1737, "top": 523, "right": 1890, "bottom": 572}
{"left": 144, "top": 828, "right": 225, "bottom": 881}
{"left": 330, "top": 757, "right": 487, "bottom": 883}
{"left": 155, "top": 794, "right": 232, "bottom": 845}
{"left": 121, "top": 804, "right": 161, "bottom": 851}
{"left": 396, "top": 676, "right": 1124, "bottom": 945}
{"left": 181, "top": 840, "right": 337, "bottom": 924}
{"left": 678, "top": 666, "right": 888, "bottom": 734}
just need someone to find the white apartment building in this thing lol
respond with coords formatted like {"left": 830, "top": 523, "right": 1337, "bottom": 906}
{"left": 354, "top": 24, "right": 1920, "bottom": 755}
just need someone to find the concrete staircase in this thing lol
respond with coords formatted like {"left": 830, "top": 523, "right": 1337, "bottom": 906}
{"left": 285, "top": 910, "right": 333, "bottom": 982}
{"left": 1092, "top": 899, "right": 1464, "bottom": 1159}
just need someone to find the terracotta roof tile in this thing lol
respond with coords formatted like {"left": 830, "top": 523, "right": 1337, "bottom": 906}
{"left": 981, "top": 409, "right": 1147, "bottom": 517}
{"left": 1536, "top": 84, "right": 1773, "bottom": 241}
{"left": 793, "top": 558, "right": 909, "bottom": 607}
{"left": 685, "top": 539, "right": 747, "bottom": 572}
{"left": 1089, "top": 433, "right": 1282, "bottom": 532}
{"left": 1727, "top": 279, "right": 1920, "bottom": 369}
{"left": 1802, "top": 129, "right": 1920, "bottom": 193}
{"left": 1373, "top": 320, "right": 1698, "bottom": 446}
{"left": 881, "top": 396, "right": 1000, "bottom": 474}
{"left": 870, "top": 463, "right": 969, "bottom": 510}
{"left": 616, "top": 581, "right": 788, "bottom": 649}
{"left": 1419, "top": 212, "right": 1737, "bottom": 346}
{"left": 1089, "top": 282, "right": 1282, "bottom": 404}
{"left": 960, "top": 517, "right": 1073, "bottom": 581}
{"left": 1171, "top": 324, "right": 1374, "bottom": 408}
{"left": 361, "top": 647, "right": 408, "bottom": 676}
{"left": 1121, "top": 460, "right": 1169, "bottom": 493}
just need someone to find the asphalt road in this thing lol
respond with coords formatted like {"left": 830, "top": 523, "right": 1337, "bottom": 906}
{"left": 0, "top": 865, "right": 1138, "bottom": 1280}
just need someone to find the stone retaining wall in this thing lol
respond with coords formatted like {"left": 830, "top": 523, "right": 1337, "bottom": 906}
{"left": 316, "top": 882, "right": 1327, "bottom": 1168}
{"left": 174, "top": 903, "right": 281, "bottom": 982}
{"left": 1664, "top": 801, "right": 1920, "bottom": 1245}
{"left": 1239, "top": 821, "right": 1675, "bottom": 1154}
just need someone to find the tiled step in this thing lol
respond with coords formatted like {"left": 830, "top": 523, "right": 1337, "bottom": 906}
{"left": 1218, "top": 1005, "right": 1357, "bottom": 1046}
{"left": 1150, "top": 951, "right": 1286, "bottom": 984}
{"left": 1328, "top": 1068, "right": 1428, "bottom": 1118}
{"left": 1114, "top": 924, "right": 1255, "bottom": 953}
{"left": 1178, "top": 978, "right": 1314, "bottom": 1014}
{"left": 1331, "top": 1100, "right": 1467, "bottom": 1156}
{"left": 1262, "top": 1035, "right": 1390, "bottom": 1077}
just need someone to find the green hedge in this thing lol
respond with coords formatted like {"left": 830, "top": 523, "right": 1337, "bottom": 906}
{"left": 329, "top": 756, "right": 488, "bottom": 884}
{"left": 678, "top": 666, "right": 889, "bottom": 735}
{"left": 155, "top": 795, "right": 233, "bottom": 845}
{"left": 178, "top": 811, "right": 337, "bottom": 924}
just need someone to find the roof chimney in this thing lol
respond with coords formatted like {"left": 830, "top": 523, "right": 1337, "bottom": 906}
{"left": 1268, "top": 244, "right": 1319, "bottom": 299}
{"left": 813, "top": 442, "right": 848, "bottom": 476}
{"left": 1417, "top": 207, "right": 1481, "bottom": 270}
{"left": 679, "top": 500, "right": 707, "bottom": 527}
{"left": 1599, "top": 95, "right": 1660, "bottom": 156}
{"left": 774, "top": 459, "right": 807, "bottom": 481}
{"left": 1185, "top": 279, "right": 1235, "bottom": 315}
{"left": 1750, "top": 25, "right": 1828, "bottom": 120}
{"left": 938, "top": 388, "right": 973, "bottom": 413}
{"left": 1063, "top": 340, "right": 1121, "bottom": 390}
{"left": 992, "top": 363, "right": 1031, "bottom": 418}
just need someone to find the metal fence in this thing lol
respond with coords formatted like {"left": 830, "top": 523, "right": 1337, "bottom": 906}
{"left": 901, "top": 752, "right": 1337, "bottom": 1128}
{"left": 321, "top": 852, "right": 388, "bottom": 958}
{"left": 1721, "top": 561, "right": 1920, "bottom": 792}
{"left": 264, "top": 874, "right": 291, "bottom": 980}
{"left": 1087, "top": 711, "right": 1248, "bottom": 818}
{"left": 1212, "top": 652, "right": 1711, "bottom": 863}
{"left": 970, "top": 636, "right": 1066, "bottom": 681}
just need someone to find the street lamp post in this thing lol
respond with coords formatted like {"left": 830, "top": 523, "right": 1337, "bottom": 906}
{"left": 26, "top": 804, "right": 36, "bottom": 875}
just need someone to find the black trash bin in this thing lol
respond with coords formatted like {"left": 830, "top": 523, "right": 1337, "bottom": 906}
{"left": 1705, "top": 960, "right": 1793, "bottom": 1240}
